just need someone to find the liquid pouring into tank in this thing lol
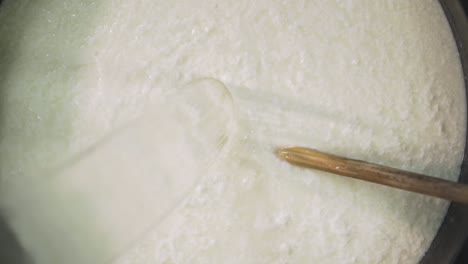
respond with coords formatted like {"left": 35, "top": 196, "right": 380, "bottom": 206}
{"left": 5, "top": 77, "right": 468, "bottom": 264}
{"left": 3, "top": 78, "right": 236, "bottom": 264}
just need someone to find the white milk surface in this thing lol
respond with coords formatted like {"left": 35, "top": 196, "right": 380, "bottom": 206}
{"left": 0, "top": 0, "right": 466, "bottom": 263}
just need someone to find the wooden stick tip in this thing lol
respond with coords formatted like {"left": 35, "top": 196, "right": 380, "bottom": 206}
{"left": 276, "top": 148, "right": 290, "bottom": 160}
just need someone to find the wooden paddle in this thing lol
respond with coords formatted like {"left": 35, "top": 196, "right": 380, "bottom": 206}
{"left": 276, "top": 147, "right": 468, "bottom": 204}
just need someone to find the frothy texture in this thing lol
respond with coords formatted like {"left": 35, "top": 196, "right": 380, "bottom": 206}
{"left": 0, "top": 0, "right": 465, "bottom": 263}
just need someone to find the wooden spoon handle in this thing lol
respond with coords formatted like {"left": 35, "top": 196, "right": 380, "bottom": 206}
{"left": 277, "top": 147, "right": 468, "bottom": 204}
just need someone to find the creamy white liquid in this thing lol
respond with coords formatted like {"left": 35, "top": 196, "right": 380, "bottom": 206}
{"left": 0, "top": 0, "right": 466, "bottom": 263}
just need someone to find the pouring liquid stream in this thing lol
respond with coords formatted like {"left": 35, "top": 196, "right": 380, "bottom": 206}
{"left": 4, "top": 78, "right": 235, "bottom": 264}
